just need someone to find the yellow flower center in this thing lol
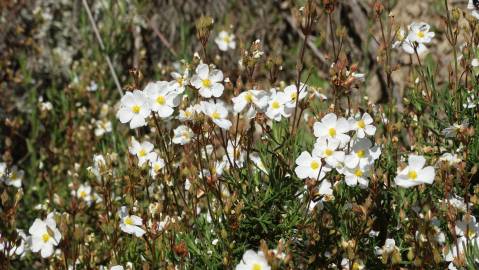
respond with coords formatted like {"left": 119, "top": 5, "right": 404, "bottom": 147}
{"left": 408, "top": 170, "right": 418, "bottom": 180}
{"left": 177, "top": 77, "right": 184, "bottom": 86}
{"left": 153, "top": 163, "right": 162, "bottom": 172}
{"left": 354, "top": 168, "right": 363, "bottom": 177}
{"left": 244, "top": 92, "right": 254, "bottom": 103}
{"left": 132, "top": 105, "right": 141, "bottom": 114}
{"left": 324, "top": 149, "right": 333, "bottom": 156}
{"left": 124, "top": 217, "right": 133, "bottom": 225}
{"left": 185, "top": 110, "right": 192, "bottom": 117}
{"left": 290, "top": 92, "right": 297, "bottom": 101}
{"left": 271, "top": 101, "right": 280, "bottom": 109}
{"left": 181, "top": 131, "right": 190, "bottom": 139}
{"left": 156, "top": 95, "right": 166, "bottom": 105}
{"left": 202, "top": 79, "right": 212, "bottom": 88}
{"left": 252, "top": 263, "right": 262, "bottom": 270}
{"left": 310, "top": 160, "right": 320, "bottom": 170}
{"left": 234, "top": 149, "right": 241, "bottom": 159}
{"left": 352, "top": 262, "right": 361, "bottom": 270}
{"left": 417, "top": 31, "right": 425, "bottom": 38}
{"left": 356, "top": 150, "right": 365, "bottom": 158}
{"left": 357, "top": 120, "right": 366, "bottom": 129}
{"left": 79, "top": 191, "right": 87, "bottom": 198}
{"left": 397, "top": 30, "right": 405, "bottom": 41}
{"left": 329, "top": 128, "right": 336, "bottom": 137}
{"left": 468, "top": 230, "right": 477, "bottom": 238}
{"left": 42, "top": 233, "right": 51, "bottom": 243}
{"left": 138, "top": 149, "right": 147, "bottom": 157}
{"left": 223, "top": 36, "right": 231, "bottom": 43}
{"left": 211, "top": 111, "right": 221, "bottom": 120}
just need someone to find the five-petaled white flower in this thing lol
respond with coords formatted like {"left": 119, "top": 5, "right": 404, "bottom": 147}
{"left": 215, "top": 31, "right": 236, "bottom": 51}
{"left": 148, "top": 154, "right": 165, "bottom": 178}
{"left": 312, "top": 137, "right": 345, "bottom": 168}
{"left": 407, "top": 22, "right": 435, "bottom": 44}
{"left": 116, "top": 90, "right": 151, "bottom": 129}
{"left": 265, "top": 89, "right": 291, "bottom": 121}
{"left": 29, "top": 213, "right": 62, "bottom": 258}
{"left": 73, "top": 183, "right": 93, "bottom": 203}
{"left": 129, "top": 137, "right": 155, "bottom": 166}
{"left": 349, "top": 113, "right": 376, "bottom": 138}
{"left": 394, "top": 154, "right": 435, "bottom": 188}
{"left": 172, "top": 125, "right": 194, "bottom": 145}
{"left": 119, "top": 206, "right": 146, "bottom": 237}
{"left": 201, "top": 101, "right": 232, "bottom": 130}
{"left": 344, "top": 164, "right": 370, "bottom": 188}
{"left": 283, "top": 84, "right": 308, "bottom": 109}
{"left": 232, "top": 89, "right": 269, "bottom": 119}
{"left": 3, "top": 165, "right": 23, "bottom": 188}
{"left": 344, "top": 138, "right": 381, "bottom": 169}
{"left": 191, "top": 64, "right": 224, "bottom": 98}
{"left": 235, "top": 249, "right": 271, "bottom": 270}
{"left": 170, "top": 70, "right": 189, "bottom": 94}
{"left": 144, "top": 81, "right": 180, "bottom": 118}
{"left": 393, "top": 27, "right": 428, "bottom": 55}
{"left": 313, "top": 113, "right": 351, "bottom": 147}
{"left": 295, "top": 151, "right": 327, "bottom": 180}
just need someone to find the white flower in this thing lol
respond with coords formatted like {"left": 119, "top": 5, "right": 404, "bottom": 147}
{"left": 225, "top": 141, "right": 246, "bottom": 168}
{"left": 129, "top": 137, "right": 155, "bottom": 166}
{"left": 313, "top": 113, "right": 351, "bottom": 147}
{"left": 265, "top": 89, "right": 292, "bottom": 121}
{"left": 116, "top": 90, "right": 151, "bottom": 129}
{"left": 394, "top": 154, "right": 435, "bottom": 188}
{"left": 143, "top": 81, "right": 180, "bottom": 118}
{"left": 438, "top": 152, "right": 462, "bottom": 165}
{"left": 468, "top": 0, "right": 479, "bottom": 19}
{"left": 341, "top": 258, "right": 365, "bottom": 270}
{"left": 29, "top": 213, "right": 62, "bottom": 258}
{"left": 3, "top": 166, "right": 23, "bottom": 188}
{"left": 149, "top": 154, "right": 165, "bottom": 178}
{"left": 455, "top": 215, "right": 479, "bottom": 239}
{"left": 94, "top": 119, "right": 112, "bottom": 137}
{"left": 283, "top": 84, "right": 308, "bottom": 109}
{"left": 344, "top": 138, "right": 381, "bottom": 169}
{"left": 178, "top": 104, "right": 202, "bottom": 121}
{"left": 472, "top": 58, "right": 479, "bottom": 67}
{"left": 88, "top": 154, "right": 106, "bottom": 181}
{"left": 119, "top": 206, "right": 146, "bottom": 237}
{"left": 73, "top": 183, "right": 93, "bottom": 203}
{"left": 0, "top": 229, "right": 28, "bottom": 257}
{"left": 232, "top": 89, "right": 269, "bottom": 119}
{"left": 312, "top": 137, "right": 345, "bottom": 168}
{"left": 442, "top": 121, "right": 469, "bottom": 138}
{"left": 376, "top": 238, "right": 397, "bottom": 255}
{"left": 87, "top": 81, "right": 98, "bottom": 92}
{"left": 235, "top": 250, "right": 271, "bottom": 270}
{"left": 110, "top": 266, "right": 124, "bottom": 270}
{"left": 344, "top": 164, "right": 370, "bottom": 188}
{"left": 407, "top": 22, "right": 435, "bottom": 44}
{"left": 215, "top": 31, "right": 236, "bottom": 51}
{"left": 172, "top": 125, "right": 194, "bottom": 145}
{"left": 250, "top": 152, "right": 268, "bottom": 174}
{"left": 191, "top": 64, "right": 224, "bottom": 98}
{"left": 463, "top": 92, "right": 477, "bottom": 109}
{"left": 393, "top": 27, "right": 428, "bottom": 55}
{"left": 348, "top": 113, "right": 376, "bottom": 138}
{"left": 170, "top": 70, "right": 189, "bottom": 94}
{"left": 200, "top": 101, "right": 232, "bottom": 130}
{"left": 0, "top": 162, "right": 6, "bottom": 179}
{"left": 294, "top": 151, "right": 328, "bottom": 180}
